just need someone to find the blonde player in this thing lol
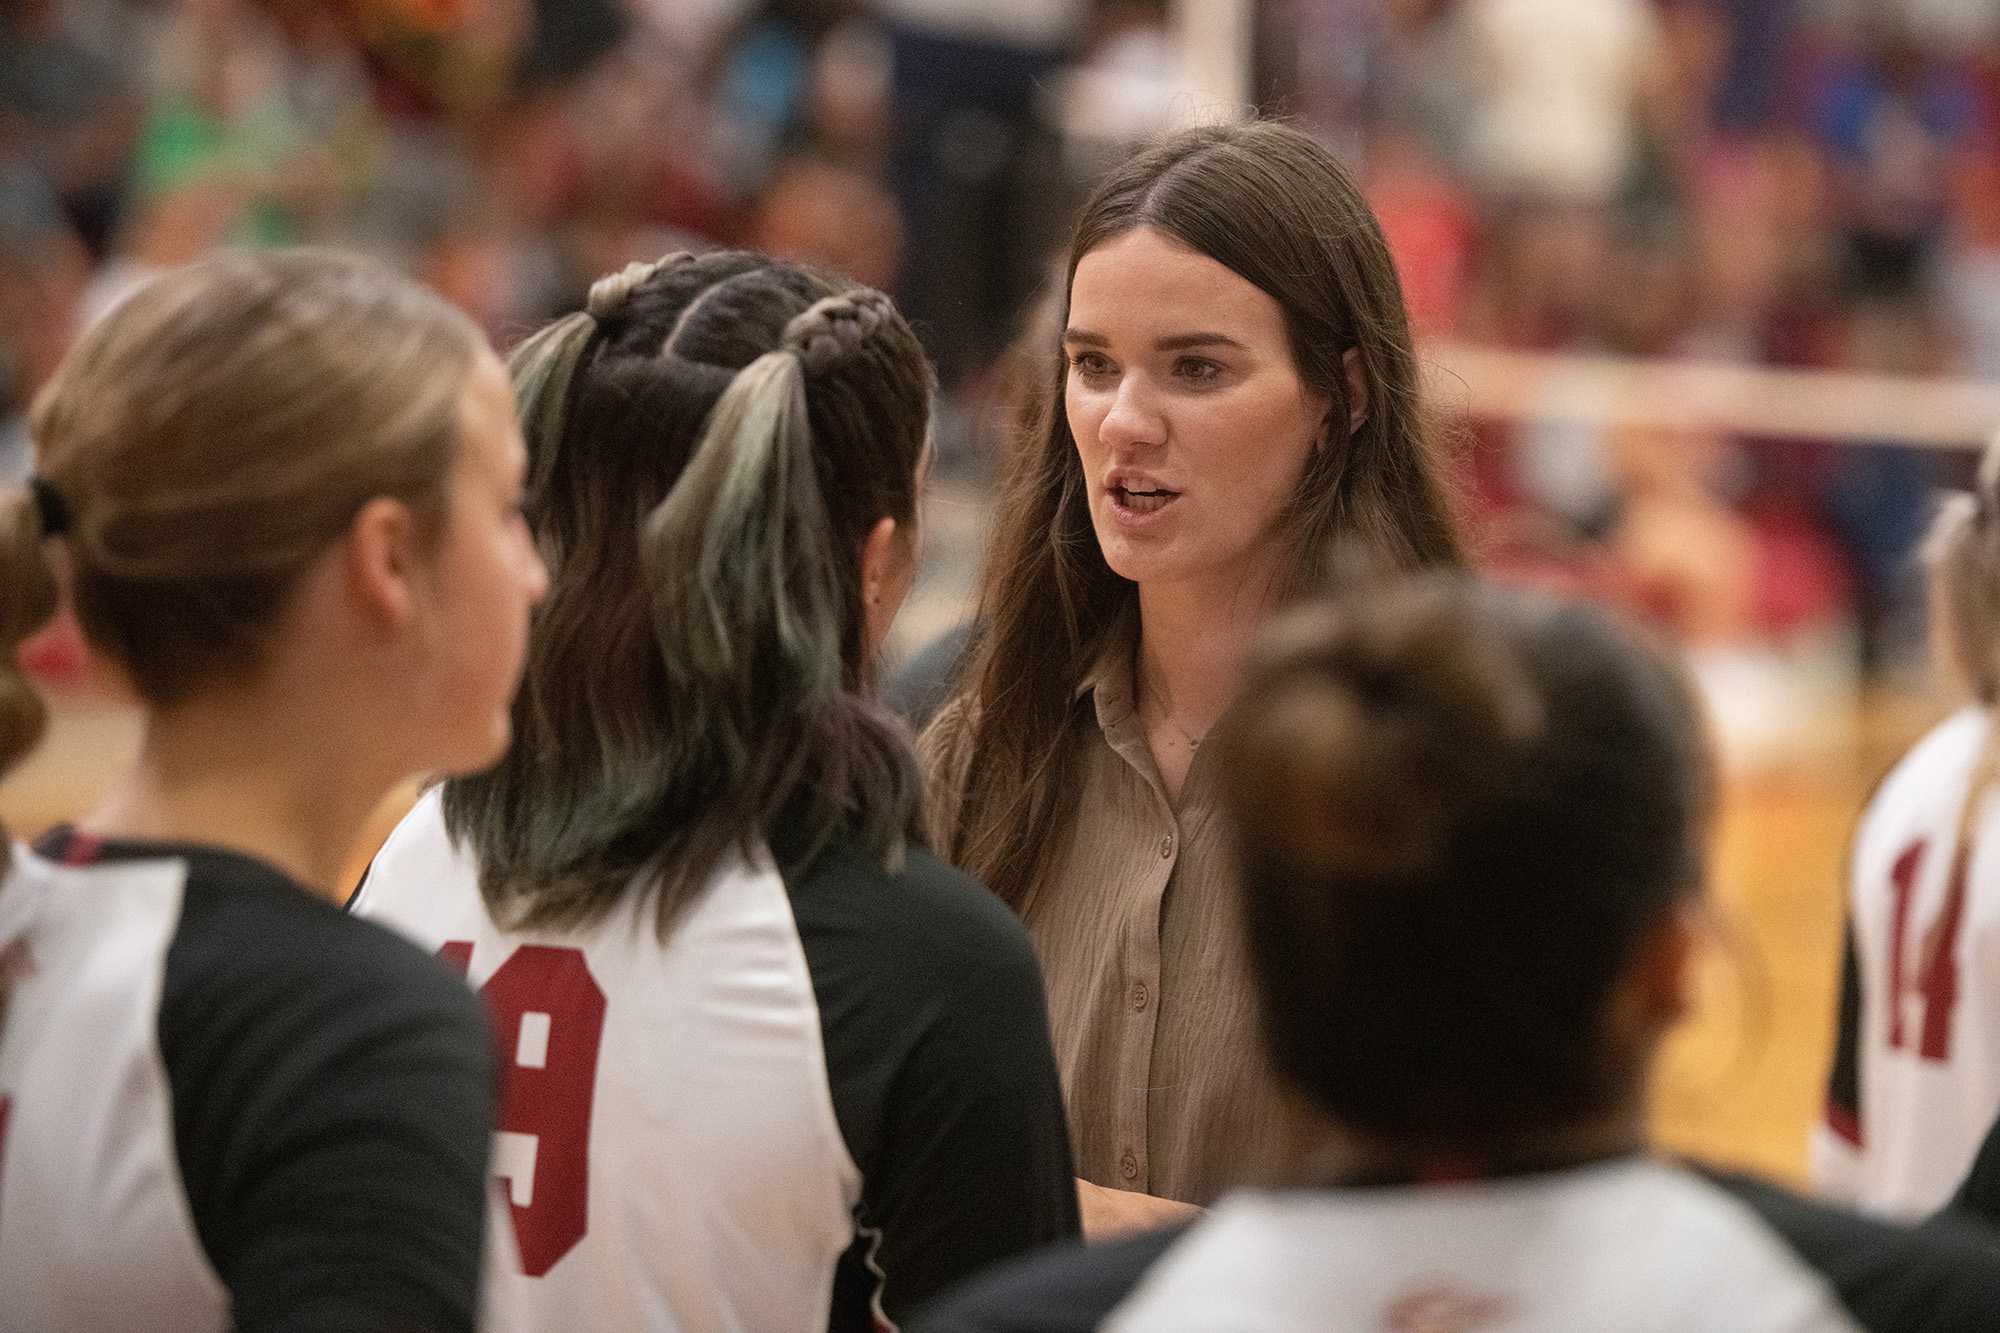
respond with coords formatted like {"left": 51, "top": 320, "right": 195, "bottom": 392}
{"left": 353, "top": 251, "right": 1079, "bottom": 1332}
{"left": 919, "top": 581, "right": 2000, "bottom": 1333}
{"left": 0, "top": 249, "right": 547, "bottom": 1331}
{"left": 1814, "top": 441, "right": 2000, "bottom": 1218}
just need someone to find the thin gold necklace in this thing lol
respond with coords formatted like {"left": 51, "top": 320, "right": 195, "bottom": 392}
{"left": 1142, "top": 663, "right": 1206, "bottom": 750}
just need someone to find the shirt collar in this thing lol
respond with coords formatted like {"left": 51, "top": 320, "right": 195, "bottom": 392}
{"left": 1075, "top": 595, "right": 1140, "bottom": 729}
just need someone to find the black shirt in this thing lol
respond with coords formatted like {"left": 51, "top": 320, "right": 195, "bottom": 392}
{"left": 750, "top": 822, "right": 1082, "bottom": 1327}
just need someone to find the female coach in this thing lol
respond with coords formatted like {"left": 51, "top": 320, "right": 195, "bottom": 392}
{"left": 354, "top": 251, "right": 1079, "bottom": 1331}
{"left": 921, "top": 120, "right": 1465, "bottom": 1231}
{"left": 0, "top": 249, "right": 548, "bottom": 1331}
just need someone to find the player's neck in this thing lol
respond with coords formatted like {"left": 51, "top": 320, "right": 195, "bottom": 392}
{"left": 1310, "top": 1112, "right": 1651, "bottom": 1189}
{"left": 82, "top": 684, "right": 395, "bottom": 901}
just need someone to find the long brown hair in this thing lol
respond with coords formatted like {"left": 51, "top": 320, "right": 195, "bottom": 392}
{"left": 442, "top": 251, "right": 935, "bottom": 938}
{"left": 932, "top": 120, "right": 1466, "bottom": 911}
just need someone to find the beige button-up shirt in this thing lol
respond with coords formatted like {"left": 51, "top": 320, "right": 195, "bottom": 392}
{"left": 924, "top": 617, "right": 1312, "bottom": 1205}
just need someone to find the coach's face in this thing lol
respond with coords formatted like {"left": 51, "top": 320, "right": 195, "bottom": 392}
{"left": 1063, "top": 225, "right": 1332, "bottom": 596}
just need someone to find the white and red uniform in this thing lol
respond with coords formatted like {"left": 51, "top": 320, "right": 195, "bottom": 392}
{"left": 1814, "top": 705, "right": 2000, "bottom": 1217}
{"left": 353, "top": 789, "right": 1078, "bottom": 1333}
{"left": 916, "top": 1158, "right": 2000, "bottom": 1333}
{"left": 0, "top": 845, "right": 228, "bottom": 1333}
{"left": 0, "top": 829, "right": 495, "bottom": 1333}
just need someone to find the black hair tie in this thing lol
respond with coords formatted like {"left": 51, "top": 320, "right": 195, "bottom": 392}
{"left": 30, "top": 477, "right": 70, "bottom": 537}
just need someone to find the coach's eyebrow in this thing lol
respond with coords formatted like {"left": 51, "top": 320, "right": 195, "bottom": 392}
{"left": 1155, "top": 333, "right": 1246, "bottom": 351}
{"left": 1061, "top": 330, "right": 1250, "bottom": 351}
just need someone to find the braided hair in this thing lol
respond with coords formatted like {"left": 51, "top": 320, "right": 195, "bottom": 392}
{"left": 444, "top": 252, "right": 936, "bottom": 937}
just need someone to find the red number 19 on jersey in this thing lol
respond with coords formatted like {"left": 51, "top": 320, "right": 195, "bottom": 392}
{"left": 442, "top": 942, "right": 607, "bottom": 1277}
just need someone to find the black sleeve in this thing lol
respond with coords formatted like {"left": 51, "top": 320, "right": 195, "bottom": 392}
{"left": 161, "top": 852, "right": 498, "bottom": 1333}
{"left": 907, "top": 1227, "right": 1183, "bottom": 1333}
{"left": 787, "top": 841, "right": 1081, "bottom": 1331}
{"left": 1827, "top": 917, "right": 1863, "bottom": 1143}
{"left": 1700, "top": 1165, "right": 2000, "bottom": 1333}
{"left": 1947, "top": 1114, "right": 2000, "bottom": 1231}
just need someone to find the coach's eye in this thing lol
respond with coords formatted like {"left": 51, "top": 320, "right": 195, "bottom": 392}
{"left": 1174, "top": 357, "right": 1222, "bottom": 386}
{"left": 1067, "top": 351, "right": 1115, "bottom": 380}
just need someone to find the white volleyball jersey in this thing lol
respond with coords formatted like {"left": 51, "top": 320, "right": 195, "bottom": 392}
{"left": 0, "top": 844, "right": 228, "bottom": 1333}
{"left": 1103, "top": 1161, "right": 1859, "bottom": 1333}
{"left": 0, "top": 828, "right": 499, "bottom": 1333}
{"left": 915, "top": 1158, "right": 2000, "bottom": 1333}
{"left": 352, "top": 790, "right": 1078, "bottom": 1333}
{"left": 1814, "top": 706, "right": 2000, "bottom": 1217}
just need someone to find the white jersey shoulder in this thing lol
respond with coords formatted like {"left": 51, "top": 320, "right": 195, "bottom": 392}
{"left": 1105, "top": 1159, "right": 1859, "bottom": 1333}
{"left": 353, "top": 790, "right": 863, "bottom": 1333}
{"left": 1820, "top": 705, "right": 2000, "bottom": 1217}
{"left": 0, "top": 844, "right": 229, "bottom": 1333}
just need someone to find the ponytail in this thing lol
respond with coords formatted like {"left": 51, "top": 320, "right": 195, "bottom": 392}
{"left": 0, "top": 486, "right": 65, "bottom": 1000}
{"left": 509, "top": 255, "right": 694, "bottom": 502}
{"left": 638, "top": 291, "right": 908, "bottom": 745}
{"left": 447, "top": 259, "right": 933, "bottom": 939}
{"left": 643, "top": 349, "right": 843, "bottom": 780}
{"left": 0, "top": 487, "right": 59, "bottom": 800}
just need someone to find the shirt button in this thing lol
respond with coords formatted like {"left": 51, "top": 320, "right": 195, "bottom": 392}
{"left": 1120, "top": 1152, "right": 1139, "bottom": 1181}
{"left": 1130, "top": 981, "right": 1149, "bottom": 1011}
{"left": 1158, "top": 833, "right": 1174, "bottom": 859}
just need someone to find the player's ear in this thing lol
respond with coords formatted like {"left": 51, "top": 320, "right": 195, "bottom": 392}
{"left": 343, "top": 496, "right": 420, "bottom": 631}
{"left": 1602, "top": 898, "right": 1704, "bottom": 1058}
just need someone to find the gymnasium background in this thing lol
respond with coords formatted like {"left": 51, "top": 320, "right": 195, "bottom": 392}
{"left": 5, "top": 0, "right": 1998, "bottom": 1184}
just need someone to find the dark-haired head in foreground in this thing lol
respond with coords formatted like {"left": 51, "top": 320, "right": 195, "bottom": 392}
{"left": 1223, "top": 578, "right": 1708, "bottom": 1167}
{"left": 914, "top": 579, "right": 2000, "bottom": 1333}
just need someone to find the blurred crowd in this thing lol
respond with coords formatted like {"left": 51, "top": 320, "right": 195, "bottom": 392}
{"left": 1306, "top": 0, "right": 2000, "bottom": 682}
{"left": 7, "top": 0, "right": 2000, "bottom": 680}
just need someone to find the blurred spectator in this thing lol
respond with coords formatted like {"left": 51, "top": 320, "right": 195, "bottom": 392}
{"left": 0, "top": 160, "right": 88, "bottom": 481}
{"left": 1460, "top": 0, "right": 1663, "bottom": 205}
{"left": 1710, "top": 0, "right": 1795, "bottom": 135}
{"left": 1366, "top": 125, "right": 1478, "bottom": 338}
{"left": 9, "top": 0, "right": 2000, "bottom": 687}
{"left": 877, "top": 0, "right": 1082, "bottom": 386}
{"left": 708, "top": 0, "right": 871, "bottom": 190}
{"left": 1460, "top": 0, "right": 1664, "bottom": 344}
{"left": 0, "top": 0, "right": 138, "bottom": 256}
{"left": 748, "top": 154, "right": 903, "bottom": 290}
{"left": 1813, "top": 17, "right": 1980, "bottom": 301}
{"left": 1373, "top": 0, "right": 1476, "bottom": 176}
